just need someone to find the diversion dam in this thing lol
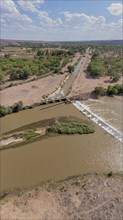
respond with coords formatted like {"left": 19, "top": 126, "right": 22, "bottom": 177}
{"left": 72, "top": 100, "right": 123, "bottom": 143}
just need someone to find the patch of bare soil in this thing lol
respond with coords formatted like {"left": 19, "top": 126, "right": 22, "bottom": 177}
{"left": 0, "top": 74, "right": 67, "bottom": 107}
{"left": 0, "top": 75, "right": 37, "bottom": 90}
{"left": 0, "top": 174, "right": 122, "bottom": 220}
{"left": 0, "top": 137, "right": 23, "bottom": 147}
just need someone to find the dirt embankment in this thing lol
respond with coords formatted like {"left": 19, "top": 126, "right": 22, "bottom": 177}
{"left": 0, "top": 174, "right": 122, "bottom": 220}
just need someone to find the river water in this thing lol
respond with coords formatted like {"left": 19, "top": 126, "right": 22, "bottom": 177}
{"left": 0, "top": 99, "right": 122, "bottom": 192}
{"left": 81, "top": 96, "right": 123, "bottom": 133}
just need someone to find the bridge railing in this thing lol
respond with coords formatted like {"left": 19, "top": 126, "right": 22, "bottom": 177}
{"left": 40, "top": 96, "right": 70, "bottom": 105}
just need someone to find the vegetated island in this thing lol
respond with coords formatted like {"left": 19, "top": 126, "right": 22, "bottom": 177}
{"left": 0, "top": 116, "right": 95, "bottom": 150}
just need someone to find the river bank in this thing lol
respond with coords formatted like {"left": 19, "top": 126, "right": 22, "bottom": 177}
{"left": 1, "top": 173, "right": 122, "bottom": 220}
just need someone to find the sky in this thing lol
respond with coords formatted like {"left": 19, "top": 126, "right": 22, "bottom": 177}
{"left": 1, "top": 0, "right": 123, "bottom": 41}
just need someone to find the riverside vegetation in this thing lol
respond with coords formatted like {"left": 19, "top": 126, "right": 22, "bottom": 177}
{"left": 88, "top": 44, "right": 122, "bottom": 82}
{"left": 0, "top": 101, "right": 23, "bottom": 117}
{"left": 94, "top": 84, "right": 123, "bottom": 97}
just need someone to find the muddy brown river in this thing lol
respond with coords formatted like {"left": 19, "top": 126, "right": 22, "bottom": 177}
{"left": 0, "top": 101, "right": 122, "bottom": 192}
{"left": 82, "top": 96, "right": 123, "bottom": 132}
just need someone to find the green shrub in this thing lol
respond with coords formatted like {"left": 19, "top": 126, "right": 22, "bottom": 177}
{"left": 107, "top": 84, "right": 123, "bottom": 95}
{"left": 0, "top": 72, "right": 4, "bottom": 82}
{"left": 94, "top": 86, "right": 105, "bottom": 96}
{"left": 0, "top": 105, "right": 8, "bottom": 117}
{"left": 47, "top": 122, "right": 95, "bottom": 135}
{"left": 10, "top": 69, "right": 30, "bottom": 80}
{"left": 67, "top": 65, "right": 75, "bottom": 73}
{"left": 111, "top": 73, "right": 120, "bottom": 82}
{"left": 113, "top": 84, "right": 122, "bottom": 93}
{"left": 107, "top": 171, "right": 112, "bottom": 177}
{"left": 88, "top": 57, "right": 105, "bottom": 77}
{"left": 12, "top": 101, "right": 23, "bottom": 113}
{"left": 13, "top": 130, "right": 38, "bottom": 140}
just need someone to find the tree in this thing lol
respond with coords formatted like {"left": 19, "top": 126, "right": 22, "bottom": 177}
{"left": 37, "top": 50, "right": 44, "bottom": 56}
{"left": 19, "top": 69, "right": 29, "bottom": 79}
{"left": 12, "top": 101, "right": 23, "bottom": 112}
{"left": 88, "top": 56, "right": 106, "bottom": 78}
{"left": 53, "top": 66, "right": 61, "bottom": 73}
{"left": 0, "top": 72, "right": 4, "bottom": 82}
{"left": 67, "top": 65, "right": 74, "bottom": 73}
{"left": 88, "top": 60, "right": 105, "bottom": 77}
{"left": 94, "top": 86, "right": 105, "bottom": 96}
{"left": 0, "top": 105, "right": 8, "bottom": 117}
{"left": 113, "top": 84, "right": 122, "bottom": 93}
{"left": 10, "top": 69, "right": 29, "bottom": 80}
{"left": 110, "top": 73, "right": 120, "bottom": 82}
{"left": 10, "top": 70, "right": 19, "bottom": 80}
{"left": 37, "top": 68, "right": 46, "bottom": 75}
{"left": 107, "top": 85, "right": 118, "bottom": 95}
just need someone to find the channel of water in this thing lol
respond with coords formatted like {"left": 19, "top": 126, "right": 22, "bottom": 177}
{"left": 0, "top": 102, "right": 122, "bottom": 192}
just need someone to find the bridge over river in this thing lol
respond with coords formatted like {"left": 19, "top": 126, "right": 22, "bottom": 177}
{"left": 40, "top": 95, "right": 70, "bottom": 104}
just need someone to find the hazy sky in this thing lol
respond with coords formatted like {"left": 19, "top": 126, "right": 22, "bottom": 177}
{"left": 1, "top": 0, "right": 123, "bottom": 41}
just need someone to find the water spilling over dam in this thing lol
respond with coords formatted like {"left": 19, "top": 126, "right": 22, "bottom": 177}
{"left": 72, "top": 100, "right": 123, "bottom": 143}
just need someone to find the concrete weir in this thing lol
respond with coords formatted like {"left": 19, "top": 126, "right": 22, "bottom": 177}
{"left": 72, "top": 100, "right": 123, "bottom": 143}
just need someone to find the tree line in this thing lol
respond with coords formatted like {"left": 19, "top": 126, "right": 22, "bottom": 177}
{"left": 88, "top": 44, "right": 122, "bottom": 82}
{"left": 0, "top": 49, "right": 74, "bottom": 83}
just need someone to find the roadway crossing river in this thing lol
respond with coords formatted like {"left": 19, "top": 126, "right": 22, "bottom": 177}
{"left": 72, "top": 100, "right": 123, "bottom": 143}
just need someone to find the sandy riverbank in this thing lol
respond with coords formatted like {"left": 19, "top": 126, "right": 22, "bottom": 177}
{"left": 0, "top": 174, "right": 122, "bottom": 220}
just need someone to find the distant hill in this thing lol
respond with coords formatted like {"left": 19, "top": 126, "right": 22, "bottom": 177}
{"left": 0, "top": 38, "right": 122, "bottom": 47}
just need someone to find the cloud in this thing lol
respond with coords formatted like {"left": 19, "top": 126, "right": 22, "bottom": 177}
{"left": 17, "top": 0, "right": 62, "bottom": 28}
{"left": 37, "top": 12, "right": 62, "bottom": 27}
{"left": 107, "top": 3, "right": 123, "bottom": 16}
{"left": 61, "top": 12, "right": 106, "bottom": 31}
{"left": 59, "top": 11, "right": 122, "bottom": 40}
{"left": 17, "top": 0, "right": 44, "bottom": 12}
{"left": 1, "top": 0, "right": 32, "bottom": 27}
{"left": 1, "top": 1, "right": 122, "bottom": 41}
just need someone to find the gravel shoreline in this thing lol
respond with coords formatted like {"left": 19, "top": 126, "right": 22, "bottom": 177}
{"left": 1, "top": 173, "right": 123, "bottom": 220}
